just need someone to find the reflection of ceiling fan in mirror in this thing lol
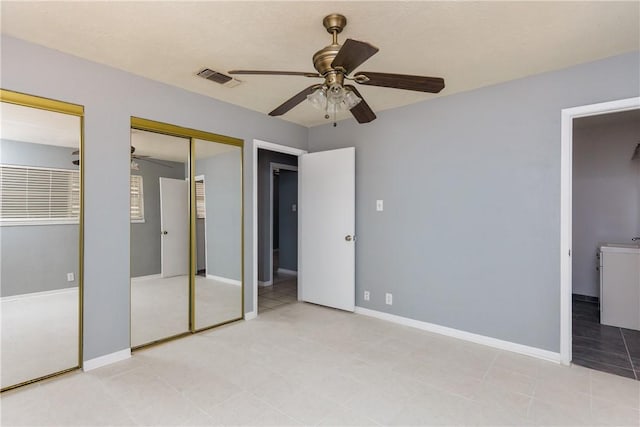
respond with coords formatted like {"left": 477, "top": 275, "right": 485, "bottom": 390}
{"left": 71, "top": 146, "right": 174, "bottom": 169}
{"left": 228, "top": 13, "right": 445, "bottom": 124}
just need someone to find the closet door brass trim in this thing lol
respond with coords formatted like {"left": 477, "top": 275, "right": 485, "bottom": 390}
{"left": 0, "top": 89, "right": 84, "bottom": 392}
{"left": 189, "top": 138, "right": 196, "bottom": 331}
{"left": 131, "top": 117, "right": 243, "bottom": 147}
{"left": 0, "top": 89, "right": 84, "bottom": 116}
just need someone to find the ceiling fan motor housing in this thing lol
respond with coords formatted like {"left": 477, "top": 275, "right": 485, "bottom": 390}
{"left": 313, "top": 14, "right": 349, "bottom": 77}
{"left": 313, "top": 44, "right": 341, "bottom": 76}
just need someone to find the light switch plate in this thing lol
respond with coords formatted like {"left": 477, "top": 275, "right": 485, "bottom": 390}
{"left": 67, "top": 273, "right": 75, "bottom": 282}
{"left": 376, "top": 200, "right": 384, "bottom": 211}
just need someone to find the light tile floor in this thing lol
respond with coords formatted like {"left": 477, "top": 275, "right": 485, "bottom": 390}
{"left": 1, "top": 276, "right": 243, "bottom": 389}
{"left": 2, "top": 302, "right": 639, "bottom": 426}
{"left": 257, "top": 272, "right": 298, "bottom": 314}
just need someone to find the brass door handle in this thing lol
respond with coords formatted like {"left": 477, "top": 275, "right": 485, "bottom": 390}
{"left": 162, "top": 231, "right": 168, "bottom": 235}
{"left": 345, "top": 235, "right": 356, "bottom": 242}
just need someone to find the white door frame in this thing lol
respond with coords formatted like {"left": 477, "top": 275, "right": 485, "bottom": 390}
{"left": 250, "top": 139, "right": 307, "bottom": 318}
{"left": 269, "top": 163, "right": 298, "bottom": 284}
{"left": 559, "top": 96, "right": 640, "bottom": 365}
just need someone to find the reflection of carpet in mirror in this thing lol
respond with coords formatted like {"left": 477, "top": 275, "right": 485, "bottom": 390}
{"left": 131, "top": 275, "right": 242, "bottom": 347}
{"left": 1, "top": 288, "right": 79, "bottom": 389}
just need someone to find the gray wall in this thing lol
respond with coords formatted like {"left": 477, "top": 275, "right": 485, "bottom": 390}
{"left": 0, "top": 140, "right": 80, "bottom": 297}
{"left": 130, "top": 159, "right": 186, "bottom": 278}
{"left": 308, "top": 52, "right": 640, "bottom": 353}
{"left": 196, "top": 149, "right": 242, "bottom": 281}
{"left": 257, "top": 149, "right": 298, "bottom": 282}
{"left": 1, "top": 35, "right": 307, "bottom": 360}
{"left": 278, "top": 170, "right": 298, "bottom": 271}
{"left": 572, "top": 111, "right": 640, "bottom": 297}
{"left": 196, "top": 219, "right": 206, "bottom": 272}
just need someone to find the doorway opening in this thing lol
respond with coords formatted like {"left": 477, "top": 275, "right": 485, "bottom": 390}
{"left": 258, "top": 153, "right": 299, "bottom": 313}
{"left": 560, "top": 97, "right": 640, "bottom": 380}
{"left": 251, "top": 140, "right": 306, "bottom": 317}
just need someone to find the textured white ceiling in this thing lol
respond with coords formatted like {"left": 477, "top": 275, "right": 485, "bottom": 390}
{"left": 1, "top": 1, "right": 639, "bottom": 127}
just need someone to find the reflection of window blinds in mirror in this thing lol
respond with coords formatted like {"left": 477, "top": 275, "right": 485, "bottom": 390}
{"left": 196, "top": 180, "right": 206, "bottom": 219}
{"left": 130, "top": 175, "right": 144, "bottom": 222}
{"left": 0, "top": 165, "right": 79, "bottom": 222}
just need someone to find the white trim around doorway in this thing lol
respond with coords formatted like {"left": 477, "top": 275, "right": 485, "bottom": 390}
{"left": 559, "top": 96, "right": 640, "bottom": 365}
{"left": 251, "top": 140, "right": 307, "bottom": 316}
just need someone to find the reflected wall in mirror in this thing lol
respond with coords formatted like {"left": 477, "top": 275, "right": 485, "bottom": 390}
{"left": 130, "top": 129, "right": 190, "bottom": 347}
{"left": 194, "top": 139, "right": 243, "bottom": 329}
{"left": 0, "top": 97, "right": 82, "bottom": 390}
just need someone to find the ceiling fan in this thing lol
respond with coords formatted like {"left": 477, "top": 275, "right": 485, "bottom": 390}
{"left": 229, "top": 13, "right": 445, "bottom": 124}
{"left": 71, "top": 146, "right": 174, "bottom": 169}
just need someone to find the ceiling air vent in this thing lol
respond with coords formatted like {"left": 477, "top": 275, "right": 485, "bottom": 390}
{"left": 197, "top": 68, "right": 241, "bottom": 87}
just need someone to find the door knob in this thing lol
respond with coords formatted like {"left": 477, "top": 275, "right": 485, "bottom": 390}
{"left": 162, "top": 231, "right": 168, "bottom": 235}
{"left": 345, "top": 235, "right": 355, "bottom": 241}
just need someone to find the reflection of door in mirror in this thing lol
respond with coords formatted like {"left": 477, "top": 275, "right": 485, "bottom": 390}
{"left": 0, "top": 96, "right": 82, "bottom": 390}
{"left": 129, "top": 129, "right": 189, "bottom": 348}
{"left": 194, "top": 139, "right": 243, "bottom": 329}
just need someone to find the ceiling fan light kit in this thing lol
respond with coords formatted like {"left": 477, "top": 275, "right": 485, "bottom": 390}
{"left": 228, "top": 13, "right": 445, "bottom": 125}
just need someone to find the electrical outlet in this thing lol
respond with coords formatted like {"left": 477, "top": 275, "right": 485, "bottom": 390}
{"left": 364, "top": 291, "right": 370, "bottom": 301}
{"left": 385, "top": 293, "right": 393, "bottom": 305}
{"left": 376, "top": 200, "right": 384, "bottom": 211}
{"left": 67, "top": 273, "right": 75, "bottom": 282}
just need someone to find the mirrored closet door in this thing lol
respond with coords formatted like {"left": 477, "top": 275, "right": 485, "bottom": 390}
{"left": 0, "top": 91, "right": 83, "bottom": 390}
{"left": 130, "top": 119, "right": 243, "bottom": 349}
{"left": 194, "top": 139, "right": 243, "bottom": 329}
{"left": 130, "top": 129, "right": 190, "bottom": 348}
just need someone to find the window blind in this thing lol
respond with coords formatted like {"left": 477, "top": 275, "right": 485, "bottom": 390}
{"left": 195, "top": 180, "right": 206, "bottom": 219}
{"left": 0, "top": 165, "right": 79, "bottom": 222}
{"left": 130, "top": 175, "right": 144, "bottom": 222}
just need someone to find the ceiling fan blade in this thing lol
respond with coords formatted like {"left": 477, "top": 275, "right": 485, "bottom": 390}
{"left": 331, "top": 39, "right": 379, "bottom": 74}
{"left": 345, "top": 85, "right": 376, "bottom": 123}
{"left": 269, "top": 84, "right": 323, "bottom": 116}
{"left": 228, "top": 70, "right": 322, "bottom": 78}
{"left": 354, "top": 72, "right": 445, "bottom": 93}
{"left": 136, "top": 157, "right": 174, "bottom": 168}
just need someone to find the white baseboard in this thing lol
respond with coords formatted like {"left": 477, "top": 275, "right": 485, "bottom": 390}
{"left": 258, "top": 280, "right": 273, "bottom": 287}
{"left": 277, "top": 268, "right": 298, "bottom": 276}
{"left": 1, "top": 287, "right": 77, "bottom": 302}
{"left": 206, "top": 274, "right": 242, "bottom": 286}
{"left": 83, "top": 348, "right": 131, "bottom": 372}
{"left": 354, "top": 307, "right": 561, "bottom": 364}
{"left": 244, "top": 311, "right": 257, "bottom": 320}
{"left": 131, "top": 274, "right": 161, "bottom": 281}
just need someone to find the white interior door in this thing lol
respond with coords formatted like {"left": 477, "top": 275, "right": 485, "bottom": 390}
{"left": 160, "top": 177, "right": 189, "bottom": 278}
{"left": 299, "top": 147, "right": 355, "bottom": 311}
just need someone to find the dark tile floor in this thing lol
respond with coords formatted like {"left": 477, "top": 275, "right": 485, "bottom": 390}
{"left": 572, "top": 296, "right": 640, "bottom": 380}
